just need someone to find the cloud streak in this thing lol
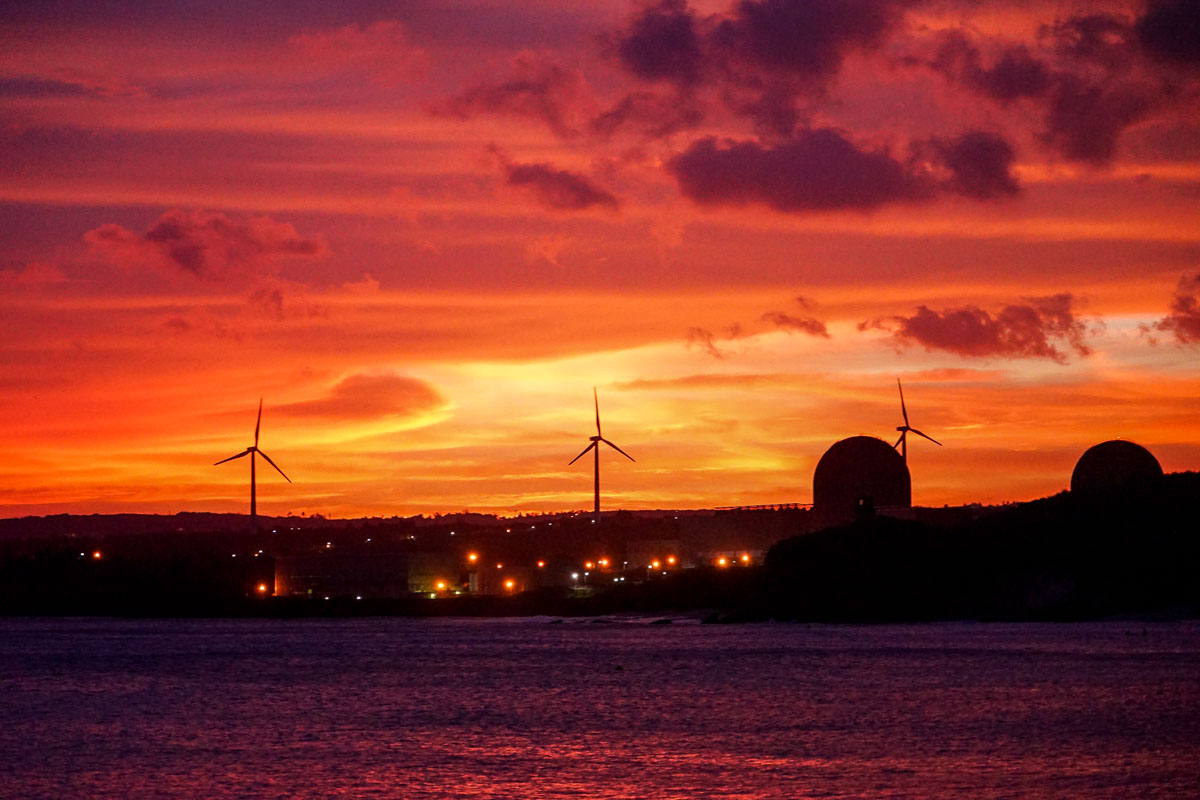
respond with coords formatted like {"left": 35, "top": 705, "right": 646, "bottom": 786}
{"left": 276, "top": 373, "right": 446, "bottom": 421}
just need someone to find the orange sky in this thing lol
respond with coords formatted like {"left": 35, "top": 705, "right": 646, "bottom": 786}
{"left": 2, "top": 0, "right": 1198, "bottom": 518}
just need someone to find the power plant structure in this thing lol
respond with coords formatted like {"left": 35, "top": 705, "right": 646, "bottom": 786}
{"left": 811, "top": 380, "right": 943, "bottom": 524}
{"left": 1071, "top": 439, "right": 1164, "bottom": 494}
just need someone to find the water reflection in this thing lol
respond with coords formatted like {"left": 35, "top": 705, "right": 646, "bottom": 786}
{"left": 1, "top": 619, "right": 1197, "bottom": 799}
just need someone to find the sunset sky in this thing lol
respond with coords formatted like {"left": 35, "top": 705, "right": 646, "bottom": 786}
{"left": 2, "top": 0, "right": 1198, "bottom": 518}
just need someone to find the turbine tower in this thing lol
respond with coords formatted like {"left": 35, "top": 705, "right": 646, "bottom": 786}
{"left": 893, "top": 378, "right": 941, "bottom": 463}
{"left": 215, "top": 399, "right": 291, "bottom": 533}
{"left": 569, "top": 387, "right": 634, "bottom": 524}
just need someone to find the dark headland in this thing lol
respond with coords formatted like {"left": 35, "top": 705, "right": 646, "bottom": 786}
{"left": 1, "top": 471, "right": 1196, "bottom": 622}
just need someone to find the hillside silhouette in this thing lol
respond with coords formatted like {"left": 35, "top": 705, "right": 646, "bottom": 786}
{"left": 0, "top": 473, "right": 1196, "bottom": 620}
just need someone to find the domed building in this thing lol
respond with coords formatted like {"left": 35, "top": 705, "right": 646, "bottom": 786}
{"left": 813, "top": 436, "right": 911, "bottom": 521}
{"left": 1070, "top": 439, "right": 1163, "bottom": 494}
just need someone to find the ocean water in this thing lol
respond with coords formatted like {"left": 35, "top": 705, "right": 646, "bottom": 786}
{"left": 1, "top": 617, "right": 1197, "bottom": 799}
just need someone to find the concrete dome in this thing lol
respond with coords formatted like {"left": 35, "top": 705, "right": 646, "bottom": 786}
{"left": 1070, "top": 439, "right": 1163, "bottom": 494}
{"left": 813, "top": 436, "right": 911, "bottom": 518}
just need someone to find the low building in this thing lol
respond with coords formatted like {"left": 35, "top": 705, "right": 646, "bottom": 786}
{"left": 274, "top": 552, "right": 411, "bottom": 598}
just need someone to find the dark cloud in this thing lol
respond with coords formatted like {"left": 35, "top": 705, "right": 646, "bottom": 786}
{"left": 1136, "top": 0, "right": 1200, "bottom": 67}
{"left": 712, "top": 0, "right": 908, "bottom": 81}
{"left": 668, "top": 129, "right": 929, "bottom": 212}
{"left": 1044, "top": 13, "right": 1135, "bottom": 70}
{"left": 276, "top": 374, "right": 446, "bottom": 421}
{"left": 932, "top": 130, "right": 1021, "bottom": 199}
{"left": 437, "top": 54, "right": 584, "bottom": 138}
{"left": 615, "top": 0, "right": 706, "bottom": 87}
{"left": 605, "top": 0, "right": 913, "bottom": 134}
{"left": 971, "top": 45, "right": 1053, "bottom": 102}
{"left": 931, "top": 32, "right": 1051, "bottom": 103}
{"left": 732, "top": 83, "right": 804, "bottom": 137}
{"left": 84, "top": 210, "right": 325, "bottom": 281}
{"left": 1151, "top": 273, "right": 1200, "bottom": 344}
{"left": 1041, "top": 76, "right": 1156, "bottom": 165}
{"left": 685, "top": 324, "right": 746, "bottom": 358}
{"left": 761, "top": 311, "right": 829, "bottom": 337}
{"left": 589, "top": 90, "right": 704, "bottom": 139}
{"left": 862, "top": 294, "right": 1092, "bottom": 363}
{"left": 501, "top": 159, "right": 619, "bottom": 211}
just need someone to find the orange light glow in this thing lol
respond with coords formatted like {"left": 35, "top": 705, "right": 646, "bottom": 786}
{"left": 435, "top": 580, "right": 447, "bottom": 591}
{"left": 467, "top": 553, "right": 478, "bottom": 564}
{"left": 584, "top": 561, "right": 594, "bottom": 570}
{"left": 741, "top": 554, "right": 751, "bottom": 564}
{"left": 717, "top": 557, "right": 728, "bottom": 567}
{"left": 496, "top": 563, "right": 503, "bottom": 569}
{"left": 651, "top": 560, "right": 661, "bottom": 569}
{"left": 0, "top": 1, "right": 1198, "bottom": 524}
{"left": 92, "top": 551, "right": 102, "bottom": 560}
{"left": 504, "top": 579, "right": 515, "bottom": 590}
{"left": 666, "top": 556, "right": 677, "bottom": 565}
{"left": 536, "top": 560, "right": 545, "bottom": 568}
{"left": 256, "top": 583, "right": 268, "bottom": 594}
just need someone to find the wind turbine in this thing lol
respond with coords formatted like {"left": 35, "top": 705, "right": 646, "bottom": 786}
{"left": 893, "top": 378, "right": 941, "bottom": 463}
{"left": 215, "top": 399, "right": 291, "bottom": 533}
{"left": 568, "top": 387, "right": 634, "bottom": 524}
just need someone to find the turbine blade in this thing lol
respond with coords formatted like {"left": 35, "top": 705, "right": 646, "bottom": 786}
{"left": 601, "top": 438, "right": 636, "bottom": 462}
{"left": 254, "top": 398, "right": 263, "bottom": 446}
{"left": 257, "top": 449, "right": 292, "bottom": 482}
{"left": 897, "top": 378, "right": 909, "bottom": 426}
{"left": 910, "top": 428, "right": 942, "bottom": 446}
{"left": 214, "top": 449, "right": 251, "bottom": 466}
{"left": 569, "top": 441, "right": 597, "bottom": 465}
{"left": 593, "top": 386, "right": 601, "bottom": 437}
{"left": 893, "top": 432, "right": 906, "bottom": 450}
